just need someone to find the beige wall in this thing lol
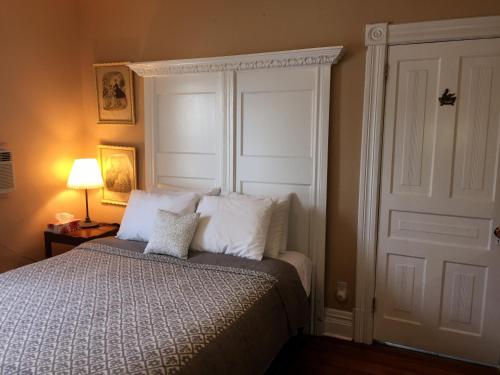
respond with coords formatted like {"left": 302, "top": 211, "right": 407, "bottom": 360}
{"left": 0, "top": 0, "right": 84, "bottom": 270}
{"left": 2, "top": 0, "right": 500, "bottom": 311}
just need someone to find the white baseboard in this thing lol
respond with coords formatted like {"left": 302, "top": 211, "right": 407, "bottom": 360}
{"left": 324, "top": 308, "right": 353, "bottom": 341}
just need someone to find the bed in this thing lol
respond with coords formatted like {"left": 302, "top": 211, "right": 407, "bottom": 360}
{"left": 0, "top": 237, "right": 308, "bottom": 374}
{"left": 0, "top": 46, "right": 342, "bottom": 374}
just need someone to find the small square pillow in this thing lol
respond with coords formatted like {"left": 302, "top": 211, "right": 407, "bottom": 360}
{"left": 144, "top": 210, "right": 200, "bottom": 259}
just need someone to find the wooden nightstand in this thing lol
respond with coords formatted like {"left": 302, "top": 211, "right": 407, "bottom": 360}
{"left": 44, "top": 223, "right": 119, "bottom": 258}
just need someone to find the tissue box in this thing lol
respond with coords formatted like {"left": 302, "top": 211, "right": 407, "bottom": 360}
{"left": 46, "top": 219, "right": 81, "bottom": 234}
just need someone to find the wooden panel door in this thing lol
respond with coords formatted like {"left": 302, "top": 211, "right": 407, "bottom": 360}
{"left": 234, "top": 67, "right": 318, "bottom": 253}
{"left": 150, "top": 72, "right": 225, "bottom": 190}
{"left": 374, "top": 38, "right": 500, "bottom": 365}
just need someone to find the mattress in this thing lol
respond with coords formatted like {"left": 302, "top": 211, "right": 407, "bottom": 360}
{"left": 277, "top": 251, "right": 312, "bottom": 297}
{"left": 0, "top": 237, "right": 308, "bottom": 375}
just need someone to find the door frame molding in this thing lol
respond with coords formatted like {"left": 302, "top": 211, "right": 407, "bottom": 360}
{"left": 355, "top": 15, "right": 500, "bottom": 344}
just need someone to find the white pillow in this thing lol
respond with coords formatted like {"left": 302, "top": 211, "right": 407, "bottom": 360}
{"left": 270, "top": 195, "right": 291, "bottom": 255}
{"left": 228, "top": 192, "right": 291, "bottom": 258}
{"left": 117, "top": 190, "right": 200, "bottom": 242}
{"left": 191, "top": 195, "right": 274, "bottom": 261}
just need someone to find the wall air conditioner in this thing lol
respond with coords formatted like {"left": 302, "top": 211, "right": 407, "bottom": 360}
{"left": 0, "top": 149, "right": 14, "bottom": 194}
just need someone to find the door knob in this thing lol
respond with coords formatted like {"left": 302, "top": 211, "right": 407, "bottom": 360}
{"left": 495, "top": 226, "right": 500, "bottom": 240}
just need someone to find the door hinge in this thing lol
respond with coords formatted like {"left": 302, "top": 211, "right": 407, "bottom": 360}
{"left": 372, "top": 297, "right": 376, "bottom": 313}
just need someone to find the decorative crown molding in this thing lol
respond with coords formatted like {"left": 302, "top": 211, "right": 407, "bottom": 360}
{"left": 388, "top": 15, "right": 500, "bottom": 45}
{"left": 365, "top": 23, "right": 388, "bottom": 46}
{"left": 128, "top": 46, "right": 344, "bottom": 77}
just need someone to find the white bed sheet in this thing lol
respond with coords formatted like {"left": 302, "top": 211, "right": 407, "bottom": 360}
{"left": 277, "top": 251, "right": 312, "bottom": 297}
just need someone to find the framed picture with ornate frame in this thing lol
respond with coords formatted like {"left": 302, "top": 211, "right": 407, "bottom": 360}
{"left": 97, "top": 145, "right": 137, "bottom": 206}
{"left": 94, "top": 62, "right": 135, "bottom": 124}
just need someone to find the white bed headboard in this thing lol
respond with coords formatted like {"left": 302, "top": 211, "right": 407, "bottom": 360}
{"left": 129, "top": 46, "right": 343, "bottom": 334}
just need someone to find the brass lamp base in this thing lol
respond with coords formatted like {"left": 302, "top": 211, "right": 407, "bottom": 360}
{"left": 79, "top": 188, "right": 99, "bottom": 228}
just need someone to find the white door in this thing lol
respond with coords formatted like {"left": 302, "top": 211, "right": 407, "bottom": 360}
{"left": 374, "top": 38, "right": 500, "bottom": 365}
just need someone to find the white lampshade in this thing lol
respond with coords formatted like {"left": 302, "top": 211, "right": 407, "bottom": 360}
{"left": 67, "top": 158, "right": 104, "bottom": 190}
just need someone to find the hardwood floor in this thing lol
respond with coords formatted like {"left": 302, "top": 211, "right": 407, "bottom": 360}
{"left": 268, "top": 335, "right": 499, "bottom": 375}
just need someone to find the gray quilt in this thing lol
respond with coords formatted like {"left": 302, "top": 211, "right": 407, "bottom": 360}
{"left": 0, "top": 238, "right": 308, "bottom": 375}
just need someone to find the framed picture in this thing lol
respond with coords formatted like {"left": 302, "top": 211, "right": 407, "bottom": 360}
{"left": 98, "top": 145, "right": 137, "bottom": 206}
{"left": 94, "top": 62, "right": 135, "bottom": 124}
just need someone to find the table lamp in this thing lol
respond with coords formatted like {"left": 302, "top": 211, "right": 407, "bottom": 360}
{"left": 67, "top": 158, "right": 104, "bottom": 228}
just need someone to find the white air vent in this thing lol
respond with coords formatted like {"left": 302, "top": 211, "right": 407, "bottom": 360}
{"left": 0, "top": 149, "right": 14, "bottom": 193}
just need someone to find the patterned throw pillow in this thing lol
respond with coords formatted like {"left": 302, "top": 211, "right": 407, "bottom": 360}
{"left": 144, "top": 210, "right": 200, "bottom": 259}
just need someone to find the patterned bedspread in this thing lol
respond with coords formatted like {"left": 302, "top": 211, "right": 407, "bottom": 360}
{"left": 0, "top": 240, "right": 308, "bottom": 375}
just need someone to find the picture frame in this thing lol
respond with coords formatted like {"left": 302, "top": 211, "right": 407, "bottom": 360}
{"left": 97, "top": 145, "right": 137, "bottom": 206}
{"left": 94, "top": 62, "right": 135, "bottom": 124}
